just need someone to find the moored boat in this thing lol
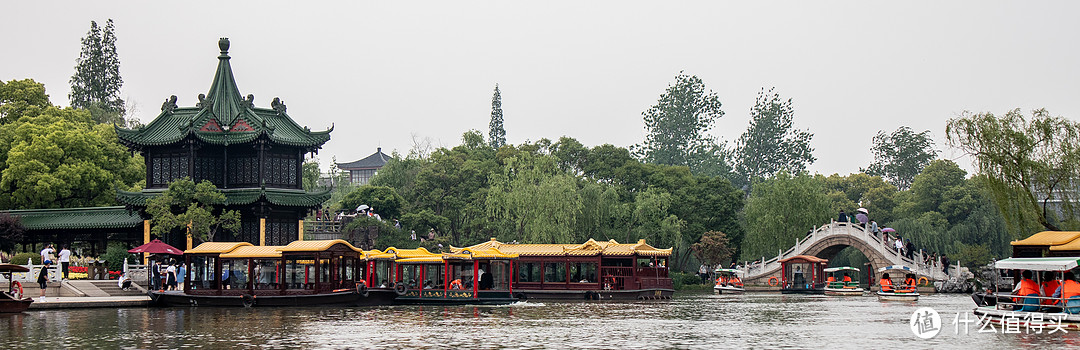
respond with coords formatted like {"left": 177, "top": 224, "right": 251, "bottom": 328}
{"left": 391, "top": 247, "right": 519, "bottom": 305}
{"left": 152, "top": 239, "right": 395, "bottom": 307}
{"left": 0, "top": 264, "right": 33, "bottom": 313}
{"left": 713, "top": 268, "right": 744, "bottom": 294}
{"left": 876, "top": 265, "right": 919, "bottom": 301}
{"left": 971, "top": 257, "right": 1080, "bottom": 331}
{"left": 779, "top": 255, "right": 827, "bottom": 294}
{"left": 823, "top": 266, "right": 864, "bottom": 296}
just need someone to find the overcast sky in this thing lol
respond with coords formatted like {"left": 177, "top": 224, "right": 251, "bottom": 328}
{"left": 5, "top": 2, "right": 1079, "bottom": 175}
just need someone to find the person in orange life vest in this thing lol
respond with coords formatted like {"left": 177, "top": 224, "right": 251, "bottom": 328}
{"left": 826, "top": 276, "right": 836, "bottom": 283}
{"left": 904, "top": 275, "right": 917, "bottom": 288}
{"left": 1042, "top": 271, "right": 1061, "bottom": 306}
{"left": 1051, "top": 271, "right": 1080, "bottom": 313}
{"left": 879, "top": 273, "right": 893, "bottom": 292}
{"left": 1012, "top": 270, "right": 1041, "bottom": 311}
{"left": 842, "top": 273, "right": 852, "bottom": 282}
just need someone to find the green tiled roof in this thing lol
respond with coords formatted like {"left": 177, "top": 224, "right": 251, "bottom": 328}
{"left": 116, "top": 38, "right": 331, "bottom": 149}
{"left": 4, "top": 206, "right": 142, "bottom": 231}
{"left": 116, "top": 188, "right": 331, "bottom": 208}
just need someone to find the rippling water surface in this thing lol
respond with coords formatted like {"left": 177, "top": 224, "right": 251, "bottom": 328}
{"left": 3, "top": 292, "right": 1077, "bottom": 349}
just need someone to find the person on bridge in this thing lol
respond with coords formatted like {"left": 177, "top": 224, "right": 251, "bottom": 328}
{"left": 837, "top": 209, "right": 848, "bottom": 223}
{"left": 855, "top": 210, "right": 868, "bottom": 228}
{"left": 879, "top": 273, "right": 893, "bottom": 292}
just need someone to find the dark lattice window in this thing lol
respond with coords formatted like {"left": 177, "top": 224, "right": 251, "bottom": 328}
{"left": 267, "top": 219, "right": 297, "bottom": 245}
{"left": 150, "top": 153, "right": 189, "bottom": 187}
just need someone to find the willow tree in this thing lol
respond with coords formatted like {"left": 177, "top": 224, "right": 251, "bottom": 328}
{"left": 946, "top": 108, "right": 1080, "bottom": 233}
{"left": 740, "top": 171, "right": 832, "bottom": 261}
{"left": 486, "top": 153, "right": 580, "bottom": 244}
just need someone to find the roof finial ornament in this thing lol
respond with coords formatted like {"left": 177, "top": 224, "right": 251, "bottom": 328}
{"left": 196, "top": 93, "right": 212, "bottom": 109}
{"left": 218, "top": 37, "right": 230, "bottom": 55}
{"left": 271, "top": 97, "right": 287, "bottom": 115}
{"left": 160, "top": 95, "right": 178, "bottom": 114}
{"left": 243, "top": 94, "right": 255, "bottom": 108}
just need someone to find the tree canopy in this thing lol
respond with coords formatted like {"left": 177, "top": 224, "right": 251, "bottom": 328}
{"left": 863, "top": 126, "right": 938, "bottom": 191}
{"left": 489, "top": 84, "right": 506, "bottom": 149}
{"left": 733, "top": 87, "right": 814, "bottom": 190}
{"left": 145, "top": 178, "right": 241, "bottom": 243}
{"left": 69, "top": 19, "right": 126, "bottom": 120}
{"left": 0, "top": 79, "right": 52, "bottom": 124}
{"left": 740, "top": 171, "right": 831, "bottom": 261}
{"left": 634, "top": 73, "right": 728, "bottom": 176}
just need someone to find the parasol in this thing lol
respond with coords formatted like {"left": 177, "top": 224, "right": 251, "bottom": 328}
{"left": 128, "top": 239, "right": 184, "bottom": 255}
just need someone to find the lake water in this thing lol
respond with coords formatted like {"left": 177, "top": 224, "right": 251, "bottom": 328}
{"left": 2, "top": 292, "right": 1075, "bottom": 349}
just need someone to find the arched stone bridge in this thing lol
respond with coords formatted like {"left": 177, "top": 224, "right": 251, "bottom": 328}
{"left": 741, "top": 221, "right": 950, "bottom": 285}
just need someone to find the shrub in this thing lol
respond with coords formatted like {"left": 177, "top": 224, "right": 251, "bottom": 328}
{"left": 101, "top": 242, "right": 138, "bottom": 272}
{"left": 10, "top": 252, "right": 39, "bottom": 265}
{"left": 671, "top": 271, "right": 705, "bottom": 289}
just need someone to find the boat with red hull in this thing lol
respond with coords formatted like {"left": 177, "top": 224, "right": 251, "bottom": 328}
{"left": 0, "top": 264, "right": 33, "bottom": 313}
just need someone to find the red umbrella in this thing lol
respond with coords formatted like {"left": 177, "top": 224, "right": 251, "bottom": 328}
{"left": 128, "top": 239, "right": 184, "bottom": 255}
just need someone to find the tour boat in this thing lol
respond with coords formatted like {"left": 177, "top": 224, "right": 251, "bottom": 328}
{"left": 452, "top": 238, "right": 674, "bottom": 300}
{"left": 713, "top": 268, "right": 744, "bottom": 294}
{"left": 876, "top": 265, "right": 919, "bottom": 301}
{"left": 778, "top": 255, "right": 827, "bottom": 294}
{"left": 391, "top": 247, "right": 520, "bottom": 305}
{"left": 971, "top": 257, "right": 1080, "bottom": 331}
{"left": 151, "top": 240, "right": 396, "bottom": 307}
{"left": 0, "top": 264, "right": 33, "bottom": 313}
{"left": 823, "top": 266, "right": 864, "bottom": 296}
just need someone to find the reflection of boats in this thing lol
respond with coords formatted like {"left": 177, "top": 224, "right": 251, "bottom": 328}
{"left": 779, "top": 255, "right": 827, "bottom": 294}
{"left": 823, "top": 267, "right": 864, "bottom": 296}
{"left": 876, "top": 265, "right": 919, "bottom": 301}
{"left": 713, "top": 268, "right": 744, "bottom": 294}
{"left": 392, "top": 247, "right": 519, "bottom": 305}
{"left": 0, "top": 264, "right": 33, "bottom": 313}
{"left": 152, "top": 240, "right": 396, "bottom": 307}
{"left": 972, "top": 257, "right": 1080, "bottom": 331}
{"left": 452, "top": 238, "right": 674, "bottom": 300}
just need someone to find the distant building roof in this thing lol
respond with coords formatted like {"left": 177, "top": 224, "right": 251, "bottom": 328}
{"left": 337, "top": 148, "right": 392, "bottom": 170}
{"left": 4, "top": 206, "right": 143, "bottom": 231}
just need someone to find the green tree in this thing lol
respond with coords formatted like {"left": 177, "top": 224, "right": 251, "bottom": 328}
{"left": 340, "top": 185, "right": 407, "bottom": 220}
{"left": 863, "top": 126, "right": 938, "bottom": 191}
{"left": 635, "top": 73, "right": 727, "bottom": 176}
{"left": 302, "top": 157, "right": 321, "bottom": 191}
{"left": 145, "top": 178, "right": 241, "bottom": 243}
{"left": 733, "top": 87, "right": 814, "bottom": 190}
{"left": 69, "top": 19, "right": 125, "bottom": 119}
{"left": 487, "top": 152, "right": 581, "bottom": 244}
{"left": 489, "top": 84, "right": 506, "bottom": 149}
{"left": 0, "top": 79, "right": 52, "bottom": 124}
{"left": 691, "top": 231, "right": 734, "bottom": 266}
{"left": 740, "top": 171, "right": 832, "bottom": 261}
{"left": 906, "top": 160, "right": 966, "bottom": 218}
{"left": 0, "top": 106, "right": 144, "bottom": 209}
{"left": 0, "top": 212, "right": 26, "bottom": 252}
{"left": 946, "top": 108, "right": 1080, "bottom": 232}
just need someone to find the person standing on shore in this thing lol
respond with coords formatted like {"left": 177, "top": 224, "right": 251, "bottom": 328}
{"left": 58, "top": 246, "right": 72, "bottom": 280}
{"left": 37, "top": 260, "right": 51, "bottom": 300}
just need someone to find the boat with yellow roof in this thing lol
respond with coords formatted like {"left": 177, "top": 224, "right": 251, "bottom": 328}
{"left": 151, "top": 239, "right": 396, "bottom": 307}
{"left": 391, "top": 247, "right": 519, "bottom": 305}
{"left": 453, "top": 238, "right": 674, "bottom": 300}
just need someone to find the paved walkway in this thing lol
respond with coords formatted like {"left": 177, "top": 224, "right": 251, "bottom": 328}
{"left": 27, "top": 295, "right": 151, "bottom": 309}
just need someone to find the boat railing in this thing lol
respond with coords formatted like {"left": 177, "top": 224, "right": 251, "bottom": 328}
{"left": 994, "top": 292, "right": 1078, "bottom": 312}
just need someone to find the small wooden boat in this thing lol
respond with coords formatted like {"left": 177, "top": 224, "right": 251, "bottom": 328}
{"left": 823, "top": 266, "right": 864, "bottom": 296}
{"left": 779, "top": 255, "right": 827, "bottom": 294}
{"left": 876, "top": 265, "right": 919, "bottom": 301}
{"left": 0, "top": 264, "right": 33, "bottom": 313}
{"left": 713, "top": 268, "right": 744, "bottom": 294}
{"left": 152, "top": 240, "right": 396, "bottom": 307}
{"left": 392, "top": 247, "right": 520, "bottom": 305}
{"left": 971, "top": 257, "right": 1080, "bottom": 331}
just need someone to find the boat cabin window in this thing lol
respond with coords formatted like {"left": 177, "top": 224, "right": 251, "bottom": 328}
{"left": 487, "top": 260, "right": 510, "bottom": 290}
{"left": 189, "top": 256, "right": 217, "bottom": 290}
{"left": 450, "top": 262, "right": 475, "bottom": 290}
{"left": 373, "top": 260, "right": 392, "bottom": 287}
{"left": 285, "top": 256, "right": 315, "bottom": 290}
{"left": 318, "top": 258, "right": 331, "bottom": 286}
{"left": 570, "top": 262, "right": 597, "bottom": 283}
{"left": 517, "top": 262, "right": 540, "bottom": 283}
{"left": 222, "top": 259, "right": 249, "bottom": 290}
{"left": 544, "top": 262, "right": 567, "bottom": 283}
{"left": 424, "top": 264, "right": 444, "bottom": 289}
{"left": 788, "top": 263, "right": 810, "bottom": 285}
{"left": 601, "top": 258, "right": 632, "bottom": 267}
{"left": 400, "top": 264, "right": 420, "bottom": 289}
{"left": 342, "top": 258, "right": 355, "bottom": 282}
{"left": 253, "top": 259, "right": 280, "bottom": 290}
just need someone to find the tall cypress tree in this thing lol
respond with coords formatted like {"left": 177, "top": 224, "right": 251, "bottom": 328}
{"left": 489, "top": 84, "right": 506, "bottom": 149}
{"left": 69, "top": 19, "right": 125, "bottom": 119}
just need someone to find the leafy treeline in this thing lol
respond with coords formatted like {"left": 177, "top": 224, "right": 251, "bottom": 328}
{"left": 359, "top": 131, "right": 744, "bottom": 271}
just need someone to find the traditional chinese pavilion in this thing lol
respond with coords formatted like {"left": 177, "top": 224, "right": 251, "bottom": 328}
{"left": 115, "top": 38, "right": 332, "bottom": 248}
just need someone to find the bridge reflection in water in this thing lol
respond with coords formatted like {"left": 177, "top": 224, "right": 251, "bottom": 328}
{"left": 741, "top": 221, "right": 954, "bottom": 285}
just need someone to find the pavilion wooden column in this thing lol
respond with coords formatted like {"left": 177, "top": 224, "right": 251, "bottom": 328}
{"left": 143, "top": 220, "right": 151, "bottom": 264}
{"left": 260, "top": 218, "right": 267, "bottom": 246}
{"left": 298, "top": 219, "right": 304, "bottom": 241}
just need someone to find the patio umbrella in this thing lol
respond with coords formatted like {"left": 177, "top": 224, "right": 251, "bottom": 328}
{"left": 881, "top": 228, "right": 896, "bottom": 233}
{"left": 128, "top": 239, "right": 184, "bottom": 255}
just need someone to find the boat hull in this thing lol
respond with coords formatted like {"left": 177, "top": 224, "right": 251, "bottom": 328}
{"left": 0, "top": 299, "right": 33, "bottom": 313}
{"left": 974, "top": 306, "right": 1080, "bottom": 331}
{"left": 877, "top": 291, "right": 919, "bottom": 301}
{"left": 515, "top": 288, "right": 674, "bottom": 300}
{"left": 150, "top": 290, "right": 397, "bottom": 307}
{"left": 781, "top": 288, "right": 825, "bottom": 295}
{"left": 713, "top": 286, "right": 745, "bottom": 295}
{"left": 392, "top": 289, "right": 519, "bottom": 305}
{"left": 824, "top": 288, "right": 865, "bottom": 296}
